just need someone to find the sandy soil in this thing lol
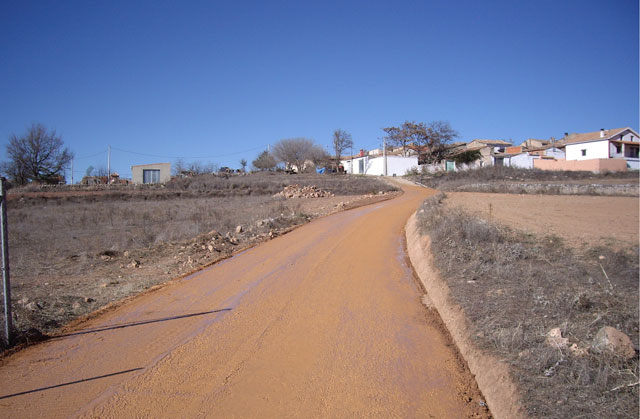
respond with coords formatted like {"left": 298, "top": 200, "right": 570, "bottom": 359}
{"left": 0, "top": 184, "right": 489, "bottom": 418}
{"left": 444, "top": 192, "right": 639, "bottom": 248}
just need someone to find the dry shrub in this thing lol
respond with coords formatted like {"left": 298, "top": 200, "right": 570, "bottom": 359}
{"left": 418, "top": 193, "right": 639, "bottom": 418}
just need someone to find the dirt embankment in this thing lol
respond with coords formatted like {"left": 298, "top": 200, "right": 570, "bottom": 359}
{"left": 406, "top": 213, "right": 525, "bottom": 419}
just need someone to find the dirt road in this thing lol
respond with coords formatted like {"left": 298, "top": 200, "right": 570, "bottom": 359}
{"left": 0, "top": 183, "right": 485, "bottom": 418}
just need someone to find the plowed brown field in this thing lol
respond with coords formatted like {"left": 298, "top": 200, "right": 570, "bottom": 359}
{"left": 0, "top": 183, "right": 487, "bottom": 418}
{"left": 444, "top": 192, "right": 639, "bottom": 248}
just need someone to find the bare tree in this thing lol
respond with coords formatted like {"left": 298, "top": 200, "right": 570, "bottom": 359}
{"left": 420, "top": 121, "right": 459, "bottom": 163}
{"left": 2, "top": 123, "right": 73, "bottom": 185}
{"left": 383, "top": 120, "right": 458, "bottom": 162}
{"left": 252, "top": 150, "right": 277, "bottom": 171}
{"left": 239, "top": 158, "right": 248, "bottom": 172}
{"left": 272, "top": 138, "right": 324, "bottom": 173}
{"left": 382, "top": 124, "right": 411, "bottom": 156}
{"left": 332, "top": 129, "right": 353, "bottom": 166}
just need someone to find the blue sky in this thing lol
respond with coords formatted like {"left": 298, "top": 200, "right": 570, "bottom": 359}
{"left": 1, "top": 0, "right": 638, "bottom": 179}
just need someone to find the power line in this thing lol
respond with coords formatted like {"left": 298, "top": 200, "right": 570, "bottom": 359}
{"left": 75, "top": 150, "right": 107, "bottom": 160}
{"left": 110, "top": 145, "right": 267, "bottom": 160}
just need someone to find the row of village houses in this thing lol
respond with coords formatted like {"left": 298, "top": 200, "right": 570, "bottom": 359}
{"left": 82, "top": 127, "right": 639, "bottom": 185}
{"left": 340, "top": 127, "right": 639, "bottom": 176}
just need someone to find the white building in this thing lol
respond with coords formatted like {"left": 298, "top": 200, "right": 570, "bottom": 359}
{"left": 497, "top": 147, "right": 565, "bottom": 169}
{"left": 562, "top": 127, "right": 639, "bottom": 170}
{"left": 340, "top": 155, "right": 418, "bottom": 176}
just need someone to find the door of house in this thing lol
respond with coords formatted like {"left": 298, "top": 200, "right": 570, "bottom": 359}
{"left": 445, "top": 161, "right": 455, "bottom": 171}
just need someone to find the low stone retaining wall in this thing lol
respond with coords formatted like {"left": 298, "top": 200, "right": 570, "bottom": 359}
{"left": 452, "top": 182, "right": 638, "bottom": 196}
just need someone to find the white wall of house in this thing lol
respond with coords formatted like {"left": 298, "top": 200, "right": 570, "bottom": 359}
{"left": 566, "top": 140, "right": 610, "bottom": 161}
{"left": 508, "top": 153, "right": 536, "bottom": 169}
{"left": 340, "top": 155, "right": 418, "bottom": 176}
{"left": 620, "top": 132, "right": 638, "bottom": 142}
{"left": 131, "top": 163, "right": 172, "bottom": 184}
{"left": 545, "top": 147, "right": 565, "bottom": 159}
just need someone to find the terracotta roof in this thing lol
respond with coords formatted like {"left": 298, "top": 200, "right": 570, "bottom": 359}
{"left": 558, "top": 127, "right": 633, "bottom": 145}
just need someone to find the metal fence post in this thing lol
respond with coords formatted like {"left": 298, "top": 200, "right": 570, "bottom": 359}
{"left": 1, "top": 178, "right": 12, "bottom": 346}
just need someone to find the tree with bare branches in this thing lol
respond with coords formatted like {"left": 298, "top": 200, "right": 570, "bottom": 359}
{"left": 332, "top": 129, "right": 353, "bottom": 166}
{"left": 2, "top": 123, "right": 73, "bottom": 185}
{"left": 383, "top": 120, "right": 458, "bottom": 163}
{"left": 272, "top": 138, "right": 325, "bottom": 173}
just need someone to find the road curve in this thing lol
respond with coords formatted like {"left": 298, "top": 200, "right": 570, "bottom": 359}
{"left": 0, "top": 182, "right": 483, "bottom": 418}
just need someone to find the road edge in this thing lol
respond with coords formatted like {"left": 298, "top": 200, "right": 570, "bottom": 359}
{"left": 405, "top": 212, "right": 526, "bottom": 419}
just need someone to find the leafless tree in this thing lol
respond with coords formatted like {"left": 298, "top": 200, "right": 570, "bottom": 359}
{"left": 332, "top": 129, "right": 353, "bottom": 166}
{"left": 252, "top": 151, "right": 277, "bottom": 171}
{"left": 239, "top": 158, "right": 248, "bottom": 172}
{"left": 272, "top": 138, "right": 325, "bottom": 173}
{"left": 2, "top": 123, "right": 73, "bottom": 185}
{"left": 383, "top": 120, "right": 458, "bottom": 163}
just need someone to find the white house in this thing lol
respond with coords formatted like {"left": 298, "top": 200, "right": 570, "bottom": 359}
{"left": 340, "top": 155, "right": 418, "bottom": 176}
{"left": 498, "top": 147, "right": 566, "bottom": 169}
{"left": 562, "top": 127, "right": 639, "bottom": 170}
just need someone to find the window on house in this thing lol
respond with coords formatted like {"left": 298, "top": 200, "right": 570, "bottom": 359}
{"left": 615, "top": 144, "right": 622, "bottom": 154}
{"left": 627, "top": 146, "right": 639, "bottom": 159}
{"left": 581, "top": 149, "right": 587, "bottom": 156}
{"left": 142, "top": 169, "right": 161, "bottom": 184}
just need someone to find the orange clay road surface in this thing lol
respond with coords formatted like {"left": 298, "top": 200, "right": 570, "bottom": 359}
{"left": 0, "top": 182, "right": 483, "bottom": 418}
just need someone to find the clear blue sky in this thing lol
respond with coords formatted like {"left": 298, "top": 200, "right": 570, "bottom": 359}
{"left": 1, "top": 0, "right": 638, "bottom": 179}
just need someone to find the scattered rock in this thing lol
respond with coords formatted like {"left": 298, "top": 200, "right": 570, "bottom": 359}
{"left": 123, "top": 250, "right": 130, "bottom": 257}
{"left": 17, "top": 297, "right": 30, "bottom": 306}
{"left": 546, "top": 327, "right": 569, "bottom": 350}
{"left": 84, "top": 297, "right": 95, "bottom": 303}
{"left": 591, "top": 326, "right": 636, "bottom": 360}
{"left": 569, "top": 343, "right": 588, "bottom": 357}
{"left": 128, "top": 260, "right": 141, "bottom": 268}
{"left": 235, "top": 225, "right": 243, "bottom": 234}
{"left": 274, "top": 184, "right": 334, "bottom": 199}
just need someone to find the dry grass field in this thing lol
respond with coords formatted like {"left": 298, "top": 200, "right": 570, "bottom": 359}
{"left": 417, "top": 193, "right": 638, "bottom": 418}
{"left": 1, "top": 173, "right": 397, "bottom": 349}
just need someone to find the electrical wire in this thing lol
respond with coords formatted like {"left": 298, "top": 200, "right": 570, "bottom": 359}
{"left": 74, "top": 150, "right": 107, "bottom": 160}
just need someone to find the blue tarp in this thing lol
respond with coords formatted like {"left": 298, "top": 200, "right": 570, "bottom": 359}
{"left": 316, "top": 167, "right": 326, "bottom": 174}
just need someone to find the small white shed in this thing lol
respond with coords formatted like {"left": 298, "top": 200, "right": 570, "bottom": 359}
{"left": 131, "top": 162, "right": 172, "bottom": 184}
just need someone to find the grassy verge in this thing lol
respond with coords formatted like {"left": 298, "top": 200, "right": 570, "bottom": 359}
{"left": 408, "top": 166, "right": 638, "bottom": 196}
{"left": 417, "top": 193, "right": 638, "bottom": 418}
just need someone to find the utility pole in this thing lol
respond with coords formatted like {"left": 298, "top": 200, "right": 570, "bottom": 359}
{"left": 107, "top": 145, "right": 111, "bottom": 179}
{"left": 1, "top": 178, "right": 12, "bottom": 347}
{"left": 70, "top": 159, "right": 74, "bottom": 185}
{"left": 383, "top": 137, "right": 388, "bottom": 176}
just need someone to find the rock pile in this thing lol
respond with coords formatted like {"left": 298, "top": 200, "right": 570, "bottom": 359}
{"left": 274, "top": 184, "right": 334, "bottom": 199}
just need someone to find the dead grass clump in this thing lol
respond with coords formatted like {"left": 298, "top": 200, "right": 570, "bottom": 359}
{"left": 417, "top": 193, "right": 639, "bottom": 418}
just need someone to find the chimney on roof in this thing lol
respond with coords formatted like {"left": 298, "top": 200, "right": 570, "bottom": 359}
{"left": 600, "top": 128, "right": 605, "bottom": 138}
{"left": 564, "top": 132, "right": 568, "bottom": 137}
